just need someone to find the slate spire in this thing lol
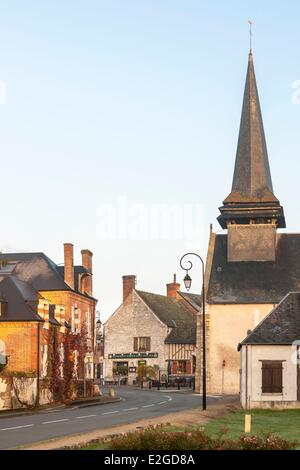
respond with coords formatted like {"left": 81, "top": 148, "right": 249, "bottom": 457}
{"left": 218, "top": 51, "right": 285, "bottom": 229}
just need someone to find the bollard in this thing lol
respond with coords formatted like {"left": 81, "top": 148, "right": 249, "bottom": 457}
{"left": 108, "top": 388, "right": 115, "bottom": 398}
{"left": 245, "top": 414, "right": 251, "bottom": 433}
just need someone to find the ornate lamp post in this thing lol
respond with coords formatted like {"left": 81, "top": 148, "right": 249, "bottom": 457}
{"left": 180, "top": 252, "right": 207, "bottom": 411}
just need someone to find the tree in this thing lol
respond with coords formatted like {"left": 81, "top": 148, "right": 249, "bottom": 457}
{"left": 136, "top": 364, "right": 157, "bottom": 388}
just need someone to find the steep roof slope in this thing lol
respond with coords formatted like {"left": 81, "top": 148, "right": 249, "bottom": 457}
{"left": 0, "top": 276, "right": 42, "bottom": 321}
{"left": 207, "top": 233, "right": 300, "bottom": 304}
{"left": 0, "top": 253, "right": 70, "bottom": 291}
{"left": 137, "top": 290, "right": 196, "bottom": 344}
{"left": 238, "top": 292, "right": 300, "bottom": 349}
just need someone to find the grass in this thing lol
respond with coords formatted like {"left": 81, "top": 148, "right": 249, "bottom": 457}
{"left": 78, "top": 441, "right": 108, "bottom": 450}
{"left": 73, "top": 409, "right": 300, "bottom": 450}
{"left": 204, "top": 409, "right": 300, "bottom": 441}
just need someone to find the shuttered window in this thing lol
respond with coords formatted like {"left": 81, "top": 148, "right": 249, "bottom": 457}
{"left": 262, "top": 361, "right": 283, "bottom": 393}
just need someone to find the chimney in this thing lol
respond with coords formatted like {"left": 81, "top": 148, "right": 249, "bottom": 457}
{"left": 64, "top": 243, "right": 74, "bottom": 289}
{"left": 166, "top": 274, "right": 180, "bottom": 299}
{"left": 81, "top": 249, "right": 93, "bottom": 296}
{"left": 122, "top": 275, "right": 136, "bottom": 302}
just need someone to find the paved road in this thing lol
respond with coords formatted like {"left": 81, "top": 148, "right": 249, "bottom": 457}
{"left": 0, "top": 387, "right": 220, "bottom": 449}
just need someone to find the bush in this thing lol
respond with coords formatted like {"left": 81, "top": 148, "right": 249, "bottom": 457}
{"left": 106, "top": 427, "right": 298, "bottom": 451}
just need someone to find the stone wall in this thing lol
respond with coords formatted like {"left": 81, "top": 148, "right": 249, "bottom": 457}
{"left": 104, "top": 290, "right": 169, "bottom": 384}
{"left": 0, "top": 377, "right": 51, "bottom": 410}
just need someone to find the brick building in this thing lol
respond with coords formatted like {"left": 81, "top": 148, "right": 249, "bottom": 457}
{"left": 103, "top": 275, "right": 200, "bottom": 384}
{"left": 0, "top": 243, "right": 97, "bottom": 410}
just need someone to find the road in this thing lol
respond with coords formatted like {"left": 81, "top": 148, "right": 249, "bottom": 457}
{"left": 0, "top": 387, "right": 220, "bottom": 449}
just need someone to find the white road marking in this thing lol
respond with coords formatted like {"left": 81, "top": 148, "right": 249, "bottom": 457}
{"left": 76, "top": 414, "right": 97, "bottom": 419}
{"left": 0, "top": 424, "right": 34, "bottom": 431}
{"left": 42, "top": 419, "right": 69, "bottom": 425}
{"left": 102, "top": 411, "right": 119, "bottom": 415}
{"left": 166, "top": 396, "right": 172, "bottom": 401}
{"left": 157, "top": 401, "right": 168, "bottom": 405}
{"left": 122, "top": 407, "right": 138, "bottom": 411}
{"left": 142, "top": 404, "right": 155, "bottom": 408}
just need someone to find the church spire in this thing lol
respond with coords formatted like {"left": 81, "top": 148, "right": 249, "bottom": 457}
{"left": 218, "top": 50, "right": 285, "bottom": 230}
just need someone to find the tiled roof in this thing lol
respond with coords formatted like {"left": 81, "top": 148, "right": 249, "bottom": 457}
{"left": 136, "top": 290, "right": 197, "bottom": 344}
{"left": 207, "top": 233, "right": 300, "bottom": 304}
{"left": 0, "top": 253, "right": 70, "bottom": 291}
{"left": 179, "top": 292, "right": 201, "bottom": 310}
{"left": 238, "top": 292, "right": 300, "bottom": 349}
{"left": 0, "top": 276, "right": 42, "bottom": 322}
{"left": 0, "top": 253, "right": 96, "bottom": 300}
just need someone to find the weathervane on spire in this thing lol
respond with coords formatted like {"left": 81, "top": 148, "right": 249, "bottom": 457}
{"left": 248, "top": 19, "right": 253, "bottom": 52}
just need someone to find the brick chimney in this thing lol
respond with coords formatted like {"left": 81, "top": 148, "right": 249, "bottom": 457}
{"left": 166, "top": 274, "right": 180, "bottom": 299}
{"left": 122, "top": 275, "right": 136, "bottom": 302}
{"left": 81, "top": 249, "right": 93, "bottom": 296}
{"left": 64, "top": 243, "right": 74, "bottom": 289}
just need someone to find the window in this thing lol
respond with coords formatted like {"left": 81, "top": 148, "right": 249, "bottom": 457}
{"left": 73, "top": 306, "right": 81, "bottom": 334}
{"left": 71, "top": 306, "right": 75, "bottom": 333}
{"left": 133, "top": 337, "right": 151, "bottom": 352}
{"left": 261, "top": 361, "right": 283, "bottom": 393}
{"left": 178, "top": 360, "right": 187, "bottom": 374}
{"left": 86, "top": 310, "right": 91, "bottom": 337}
{"left": 0, "top": 301, "right": 7, "bottom": 317}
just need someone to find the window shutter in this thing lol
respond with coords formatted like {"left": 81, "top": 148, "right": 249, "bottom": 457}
{"left": 262, "top": 361, "right": 283, "bottom": 393}
{"left": 186, "top": 361, "right": 192, "bottom": 374}
{"left": 272, "top": 364, "right": 283, "bottom": 393}
{"left": 133, "top": 337, "right": 138, "bottom": 352}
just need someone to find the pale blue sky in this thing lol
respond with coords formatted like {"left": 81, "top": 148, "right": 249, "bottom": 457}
{"left": 0, "top": 1, "right": 299, "bottom": 320}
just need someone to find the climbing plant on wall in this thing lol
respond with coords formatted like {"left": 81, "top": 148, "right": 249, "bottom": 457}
{"left": 47, "top": 326, "right": 63, "bottom": 401}
{"left": 63, "top": 324, "right": 88, "bottom": 399}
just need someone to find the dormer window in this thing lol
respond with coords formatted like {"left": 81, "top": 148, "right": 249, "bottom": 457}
{"left": 0, "top": 300, "right": 8, "bottom": 317}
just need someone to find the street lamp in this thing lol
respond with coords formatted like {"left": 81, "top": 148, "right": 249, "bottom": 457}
{"left": 183, "top": 273, "right": 192, "bottom": 291}
{"left": 180, "top": 252, "right": 207, "bottom": 411}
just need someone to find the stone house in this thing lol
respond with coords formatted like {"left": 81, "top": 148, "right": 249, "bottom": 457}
{"left": 0, "top": 243, "right": 97, "bottom": 410}
{"left": 238, "top": 292, "right": 300, "bottom": 409}
{"left": 202, "top": 49, "right": 300, "bottom": 395}
{"left": 103, "top": 275, "right": 200, "bottom": 384}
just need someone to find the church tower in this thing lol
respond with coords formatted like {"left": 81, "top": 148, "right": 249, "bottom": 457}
{"left": 217, "top": 50, "right": 285, "bottom": 262}
{"left": 204, "top": 47, "right": 297, "bottom": 395}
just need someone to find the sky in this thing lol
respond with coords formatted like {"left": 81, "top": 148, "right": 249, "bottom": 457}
{"left": 0, "top": 1, "right": 299, "bottom": 321}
